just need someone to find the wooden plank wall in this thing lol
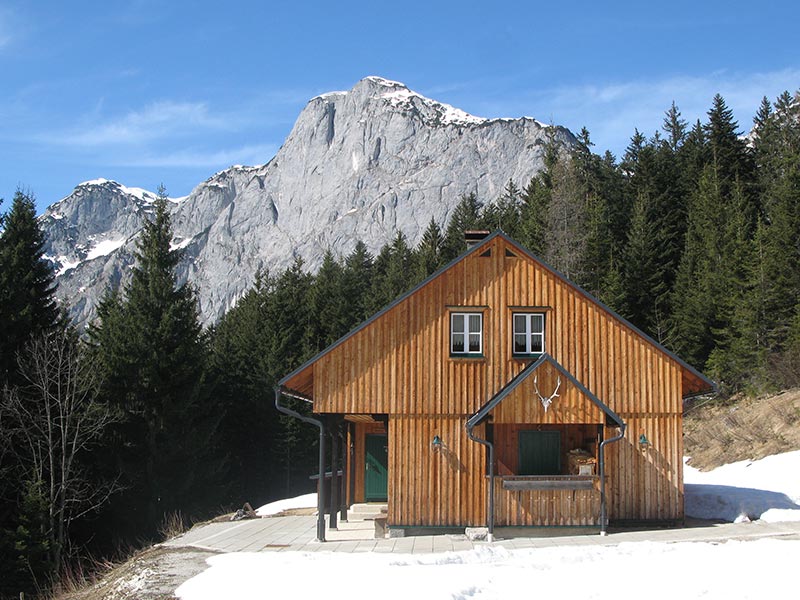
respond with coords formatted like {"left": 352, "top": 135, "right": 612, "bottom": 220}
{"left": 493, "top": 479, "right": 600, "bottom": 526}
{"left": 388, "top": 416, "right": 486, "bottom": 526}
{"left": 604, "top": 417, "right": 684, "bottom": 521}
{"left": 291, "top": 237, "right": 686, "bottom": 524}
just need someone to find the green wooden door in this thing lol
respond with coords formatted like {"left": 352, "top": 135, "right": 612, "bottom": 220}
{"left": 518, "top": 430, "right": 561, "bottom": 475}
{"left": 365, "top": 434, "right": 388, "bottom": 501}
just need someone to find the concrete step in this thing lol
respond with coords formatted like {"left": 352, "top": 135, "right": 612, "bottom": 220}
{"left": 350, "top": 503, "right": 387, "bottom": 516}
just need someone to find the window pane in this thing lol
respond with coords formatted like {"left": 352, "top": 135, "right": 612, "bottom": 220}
{"left": 468, "top": 333, "right": 481, "bottom": 352}
{"left": 513, "top": 314, "right": 526, "bottom": 334}
{"left": 452, "top": 333, "right": 465, "bottom": 353}
{"left": 514, "top": 334, "right": 527, "bottom": 354}
{"left": 452, "top": 314, "right": 464, "bottom": 333}
{"left": 531, "top": 314, "right": 543, "bottom": 333}
{"left": 468, "top": 314, "right": 481, "bottom": 334}
{"left": 531, "top": 334, "right": 543, "bottom": 353}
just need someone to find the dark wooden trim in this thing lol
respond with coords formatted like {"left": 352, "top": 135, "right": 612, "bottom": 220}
{"left": 501, "top": 477, "right": 596, "bottom": 491}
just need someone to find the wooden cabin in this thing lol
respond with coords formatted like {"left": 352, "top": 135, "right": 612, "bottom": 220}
{"left": 277, "top": 231, "right": 714, "bottom": 539}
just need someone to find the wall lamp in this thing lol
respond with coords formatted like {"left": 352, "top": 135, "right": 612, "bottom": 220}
{"left": 639, "top": 433, "right": 651, "bottom": 449}
{"left": 432, "top": 435, "right": 443, "bottom": 449}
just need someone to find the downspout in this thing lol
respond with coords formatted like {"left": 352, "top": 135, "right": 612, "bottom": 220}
{"left": 598, "top": 423, "right": 626, "bottom": 536}
{"left": 275, "top": 388, "right": 327, "bottom": 542}
{"left": 466, "top": 422, "right": 495, "bottom": 543}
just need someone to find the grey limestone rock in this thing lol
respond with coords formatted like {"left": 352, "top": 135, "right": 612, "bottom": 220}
{"left": 42, "top": 76, "right": 575, "bottom": 328}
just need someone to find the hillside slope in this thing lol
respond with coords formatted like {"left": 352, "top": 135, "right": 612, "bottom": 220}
{"left": 684, "top": 388, "right": 800, "bottom": 470}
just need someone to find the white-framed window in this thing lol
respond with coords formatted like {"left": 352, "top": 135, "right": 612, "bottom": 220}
{"left": 513, "top": 313, "right": 545, "bottom": 356}
{"left": 451, "top": 312, "right": 483, "bottom": 355}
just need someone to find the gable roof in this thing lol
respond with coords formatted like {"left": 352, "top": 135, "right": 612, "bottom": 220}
{"left": 466, "top": 353, "right": 625, "bottom": 429}
{"left": 278, "top": 231, "right": 715, "bottom": 398}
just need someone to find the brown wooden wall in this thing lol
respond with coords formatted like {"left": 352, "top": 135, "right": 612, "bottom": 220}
{"left": 388, "top": 416, "right": 486, "bottom": 527}
{"left": 284, "top": 236, "right": 689, "bottom": 524}
{"left": 604, "top": 418, "right": 684, "bottom": 521}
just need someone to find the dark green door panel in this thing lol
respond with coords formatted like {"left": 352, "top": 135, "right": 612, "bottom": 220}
{"left": 518, "top": 430, "right": 561, "bottom": 475}
{"left": 365, "top": 434, "right": 388, "bottom": 501}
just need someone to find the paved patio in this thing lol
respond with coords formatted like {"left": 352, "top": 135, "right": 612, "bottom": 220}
{"left": 163, "top": 513, "right": 800, "bottom": 555}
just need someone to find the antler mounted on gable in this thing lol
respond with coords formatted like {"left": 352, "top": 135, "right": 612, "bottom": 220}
{"left": 533, "top": 375, "right": 561, "bottom": 413}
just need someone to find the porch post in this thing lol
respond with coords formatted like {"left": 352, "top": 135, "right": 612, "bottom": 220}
{"left": 348, "top": 422, "right": 356, "bottom": 513}
{"left": 316, "top": 421, "right": 327, "bottom": 541}
{"left": 329, "top": 426, "right": 339, "bottom": 530}
{"left": 339, "top": 426, "right": 349, "bottom": 522}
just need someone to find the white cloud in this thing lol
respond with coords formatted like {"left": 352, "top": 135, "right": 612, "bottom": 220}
{"left": 60, "top": 101, "right": 235, "bottom": 147}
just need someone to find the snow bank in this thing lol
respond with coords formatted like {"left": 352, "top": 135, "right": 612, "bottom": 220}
{"left": 176, "top": 538, "right": 799, "bottom": 600}
{"left": 685, "top": 450, "right": 800, "bottom": 522}
{"left": 255, "top": 493, "right": 317, "bottom": 517}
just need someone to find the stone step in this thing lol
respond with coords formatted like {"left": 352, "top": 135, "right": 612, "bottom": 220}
{"left": 350, "top": 502, "right": 387, "bottom": 513}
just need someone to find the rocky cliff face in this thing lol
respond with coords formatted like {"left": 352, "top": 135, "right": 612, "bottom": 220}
{"left": 41, "top": 76, "right": 575, "bottom": 327}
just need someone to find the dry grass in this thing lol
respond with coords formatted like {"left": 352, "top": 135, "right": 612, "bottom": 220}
{"left": 684, "top": 387, "right": 800, "bottom": 471}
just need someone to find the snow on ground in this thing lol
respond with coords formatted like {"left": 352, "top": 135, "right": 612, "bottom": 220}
{"left": 255, "top": 493, "right": 317, "bottom": 517}
{"left": 685, "top": 450, "right": 800, "bottom": 522}
{"left": 176, "top": 452, "right": 800, "bottom": 600}
{"left": 176, "top": 539, "right": 798, "bottom": 600}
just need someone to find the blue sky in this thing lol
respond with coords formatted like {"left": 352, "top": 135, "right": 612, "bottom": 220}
{"left": 1, "top": 1, "right": 799, "bottom": 213}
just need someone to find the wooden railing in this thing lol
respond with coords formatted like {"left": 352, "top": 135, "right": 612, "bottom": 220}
{"left": 494, "top": 476, "right": 601, "bottom": 526}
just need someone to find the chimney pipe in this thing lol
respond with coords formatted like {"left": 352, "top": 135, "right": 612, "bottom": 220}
{"left": 464, "top": 230, "right": 490, "bottom": 249}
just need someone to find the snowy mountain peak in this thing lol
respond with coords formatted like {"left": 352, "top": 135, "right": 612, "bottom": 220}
{"left": 73, "top": 178, "right": 159, "bottom": 205}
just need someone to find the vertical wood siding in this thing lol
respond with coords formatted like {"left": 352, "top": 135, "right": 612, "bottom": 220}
{"left": 388, "top": 416, "right": 486, "bottom": 527}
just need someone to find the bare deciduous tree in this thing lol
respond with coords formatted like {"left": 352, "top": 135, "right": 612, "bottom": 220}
{"left": 0, "top": 330, "right": 118, "bottom": 569}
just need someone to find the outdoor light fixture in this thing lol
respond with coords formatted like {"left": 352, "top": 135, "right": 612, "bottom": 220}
{"left": 432, "top": 435, "right": 443, "bottom": 449}
{"left": 639, "top": 433, "right": 650, "bottom": 448}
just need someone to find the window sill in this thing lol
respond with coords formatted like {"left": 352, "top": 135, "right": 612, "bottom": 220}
{"left": 449, "top": 354, "right": 486, "bottom": 361}
{"left": 512, "top": 353, "right": 543, "bottom": 360}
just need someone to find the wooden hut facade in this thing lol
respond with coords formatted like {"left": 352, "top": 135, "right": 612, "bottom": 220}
{"left": 277, "top": 231, "right": 714, "bottom": 538}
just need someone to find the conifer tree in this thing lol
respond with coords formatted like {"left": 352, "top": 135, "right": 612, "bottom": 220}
{"left": 342, "top": 241, "right": 374, "bottom": 327}
{"left": 482, "top": 180, "right": 522, "bottom": 238}
{"left": 370, "top": 232, "right": 413, "bottom": 312}
{"left": 89, "top": 187, "right": 219, "bottom": 536}
{"left": 519, "top": 175, "right": 551, "bottom": 257}
{"left": 442, "top": 192, "right": 483, "bottom": 261}
{"left": 412, "top": 218, "right": 445, "bottom": 281}
{"left": 305, "top": 250, "right": 347, "bottom": 351}
{"left": 0, "top": 190, "right": 60, "bottom": 387}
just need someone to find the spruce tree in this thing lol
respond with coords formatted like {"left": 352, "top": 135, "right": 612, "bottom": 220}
{"left": 412, "top": 218, "right": 445, "bottom": 281}
{"left": 519, "top": 175, "right": 551, "bottom": 257}
{"left": 342, "top": 241, "right": 374, "bottom": 327}
{"left": 90, "top": 187, "right": 218, "bottom": 536}
{"left": 305, "top": 250, "right": 347, "bottom": 352}
{"left": 0, "top": 190, "right": 60, "bottom": 387}
{"left": 441, "top": 192, "right": 483, "bottom": 261}
{"left": 482, "top": 180, "right": 522, "bottom": 238}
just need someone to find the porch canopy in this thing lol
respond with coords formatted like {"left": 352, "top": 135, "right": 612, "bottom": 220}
{"left": 466, "top": 353, "right": 626, "bottom": 529}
